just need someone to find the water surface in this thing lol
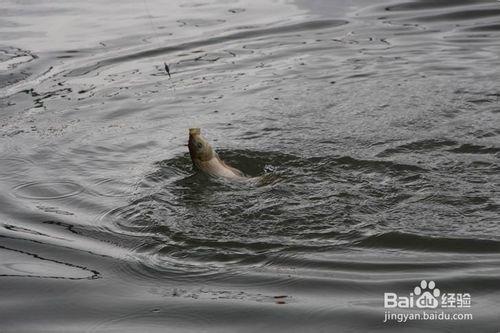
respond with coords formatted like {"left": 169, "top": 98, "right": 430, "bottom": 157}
{"left": 1, "top": 0, "right": 499, "bottom": 331}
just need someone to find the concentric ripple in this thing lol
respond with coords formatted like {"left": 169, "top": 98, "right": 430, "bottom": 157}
{"left": 12, "top": 181, "right": 84, "bottom": 200}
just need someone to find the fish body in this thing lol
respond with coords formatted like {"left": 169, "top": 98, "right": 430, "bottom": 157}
{"left": 188, "top": 128, "right": 247, "bottom": 180}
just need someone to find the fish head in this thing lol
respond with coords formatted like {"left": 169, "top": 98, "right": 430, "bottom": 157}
{"left": 188, "top": 128, "right": 215, "bottom": 164}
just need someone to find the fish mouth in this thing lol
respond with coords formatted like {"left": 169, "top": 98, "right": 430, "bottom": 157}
{"left": 189, "top": 128, "right": 201, "bottom": 135}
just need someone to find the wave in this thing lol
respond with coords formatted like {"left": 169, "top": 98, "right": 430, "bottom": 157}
{"left": 354, "top": 231, "right": 500, "bottom": 253}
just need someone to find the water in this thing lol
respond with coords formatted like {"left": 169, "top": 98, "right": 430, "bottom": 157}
{"left": 1, "top": 0, "right": 499, "bottom": 331}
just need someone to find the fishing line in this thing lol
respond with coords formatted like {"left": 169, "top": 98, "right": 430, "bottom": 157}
{"left": 142, "top": 0, "right": 172, "bottom": 79}
{"left": 141, "top": 0, "right": 184, "bottom": 118}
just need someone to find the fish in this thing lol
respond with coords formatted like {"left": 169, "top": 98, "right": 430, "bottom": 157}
{"left": 188, "top": 128, "right": 247, "bottom": 180}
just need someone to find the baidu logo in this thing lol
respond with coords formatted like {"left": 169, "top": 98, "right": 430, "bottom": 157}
{"left": 383, "top": 280, "right": 473, "bottom": 323}
{"left": 384, "top": 280, "right": 471, "bottom": 309}
{"left": 414, "top": 280, "right": 440, "bottom": 308}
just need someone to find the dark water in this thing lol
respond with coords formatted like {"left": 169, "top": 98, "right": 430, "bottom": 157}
{"left": 1, "top": 0, "right": 500, "bottom": 331}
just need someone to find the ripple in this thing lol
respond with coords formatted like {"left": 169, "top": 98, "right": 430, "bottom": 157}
{"left": 0, "top": 46, "right": 36, "bottom": 71}
{"left": 2, "top": 0, "right": 500, "bottom": 331}
{"left": 466, "top": 23, "right": 500, "bottom": 32}
{"left": 384, "top": 0, "right": 485, "bottom": 11}
{"left": 354, "top": 231, "right": 500, "bottom": 253}
{"left": 0, "top": 245, "right": 99, "bottom": 280}
{"left": 448, "top": 143, "right": 500, "bottom": 154}
{"left": 65, "top": 19, "right": 348, "bottom": 77}
{"left": 376, "top": 139, "right": 458, "bottom": 156}
{"left": 0, "top": 157, "right": 33, "bottom": 180}
{"left": 91, "top": 178, "right": 137, "bottom": 198}
{"left": 89, "top": 304, "right": 213, "bottom": 333}
{"left": 414, "top": 8, "right": 500, "bottom": 23}
{"left": 99, "top": 149, "right": 422, "bottom": 277}
{"left": 12, "top": 181, "right": 84, "bottom": 200}
{"left": 118, "top": 250, "right": 241, "bottom": 284}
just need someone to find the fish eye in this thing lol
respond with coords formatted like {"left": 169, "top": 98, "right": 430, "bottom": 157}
{"left": 196, "top": 142, "right": 203, "bottom": 149}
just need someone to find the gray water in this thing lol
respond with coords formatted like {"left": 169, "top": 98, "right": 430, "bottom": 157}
{"left": 1, "top": 0, "right": 499, "bottom": 331}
